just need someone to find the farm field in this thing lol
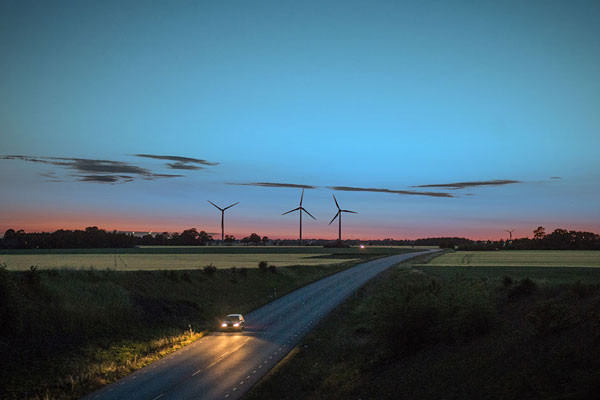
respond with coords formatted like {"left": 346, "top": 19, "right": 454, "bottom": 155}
{"left": 421, "top": 250, "right": 600, "bottom": 267}
{"left": 0, "top": 246, "right": 414, "bottom": 270}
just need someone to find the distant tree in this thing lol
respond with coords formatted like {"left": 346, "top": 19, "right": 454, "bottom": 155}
{"left": 197, "top": 230, "right": 213, "bottom": 245}
{"left": 248, "top": 233, "right": 262, "bottom": 245}
{"left": 177, "top": 228, "right": 199, "bottom": 245}
{"left": 533, "top": 226, "right": 546, "bottom": 240}
{"left": 262, "top": 236, "right": 269, "bottom": 246}
{"left": 224, "top": 235, "right": 235, "bottom": 245}
{"left": 3, "top": 229, "right": 16, "bottom": 240}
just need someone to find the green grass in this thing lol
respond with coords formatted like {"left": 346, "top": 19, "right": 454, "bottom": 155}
{"left": 0, "top": 246, "right": 411, "bottom": 270}
{"left": 422, "top": 250, "right": 600, "bottom": 267}
{"left": 0, "top": 248, "right": 415, "bottom": 400}
{"left": 246, "top": 255, "right": 600, "bottom": 400}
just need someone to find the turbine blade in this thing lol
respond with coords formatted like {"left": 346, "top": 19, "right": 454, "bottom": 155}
{"left": 223, "top": 202, "right": 239, "bottom": 210}
{"left": 207, "top": 200, "right": 223, "bottom": 211}
{"left": 329, "top": 211, "right": 340, "bottom": 225}
{"left": 333, "top": 194, "right": 340, "bottom": 209}
{"left": 301, "top": 207, "right": 317, "bottom": 220}
{"left": 300, "top": 188, "right": 304, "bottom": 206}
{"left": 341, "top": 210, "right": 358, "bottom": 214}
{"left": 282, "top": 207, "right": 301, "bottom": 216}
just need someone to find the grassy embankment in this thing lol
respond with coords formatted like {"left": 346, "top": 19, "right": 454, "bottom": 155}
{"left": 246, "top": 251, "right": 600, "bottom": 400}
{"left": 0, "top": 247, "right": 414, "bottom": 399}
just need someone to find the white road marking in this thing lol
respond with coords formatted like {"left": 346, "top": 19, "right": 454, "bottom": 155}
{"left": 152, "top": 394, "right": 165, "bottom": 400}
{"left": 253, "top": 370, "right": 256, "bottom": 373}
{"left": 240, "top": 381, "right": 244, "bottom": 384}
{"left": 192, "top": 369, "right": 203, "bottom": 376}
{"left": 225, "top": 395, "right": 229, "bottom": 398}
{"left": 233, "top": 387, "right": 237, "bottom": 391}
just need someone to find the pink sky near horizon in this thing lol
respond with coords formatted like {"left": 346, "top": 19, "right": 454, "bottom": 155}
{"left": 2, "top": 210, "right": 598, "bottom": 241}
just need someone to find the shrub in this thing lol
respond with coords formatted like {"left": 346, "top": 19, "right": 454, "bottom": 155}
{"left": 510, "top": 277, "right": 536, "bottom": 298}
{"left": 527, "top": 301, "right": 576, "bottom": 337}
{"left": 204, "top": 264, "right": 217, "bottom": 276}
{"left": 24, "top": 265, "right": 41, "bottom": 285}
{"left": 503, "top": 275, "right": 513, "bottom": 287}
{"left": 182, "top": 272, "right": 192, "bottom": 283}
{"left": 268, "top": 265, "right": 277, "bottom": 273}
{"left": 258, "top": 261, "right": 268, "bottom": 272}
{"left": 239, "top": 267, "right": 248, "bottom": 277}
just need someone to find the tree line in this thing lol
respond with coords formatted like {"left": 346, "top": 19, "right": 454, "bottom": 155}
{"left": 2, "top": 226, "right": 598, "bottom": 250}
{"left": 455, "top": 227, "right": 600, "bottom": 251}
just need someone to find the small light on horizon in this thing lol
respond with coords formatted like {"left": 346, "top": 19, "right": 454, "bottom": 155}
{"left": 360, "top": 244, "right": 365, "bottom": 249}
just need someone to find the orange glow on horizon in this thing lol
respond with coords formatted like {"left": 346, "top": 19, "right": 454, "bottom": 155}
{"left": 2, "top": 212, "right": 598, "bottom": 242}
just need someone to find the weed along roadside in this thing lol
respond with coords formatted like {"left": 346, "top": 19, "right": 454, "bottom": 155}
{"left": 0, "top": 248, "right": 415, "bottom": 399}
{"left": 245, "top": 254, "right": 600, "bottom": 400}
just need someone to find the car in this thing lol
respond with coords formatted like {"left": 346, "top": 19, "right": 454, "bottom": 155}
{"left": 220, "top": 314, "right": 245, "bottom": 330}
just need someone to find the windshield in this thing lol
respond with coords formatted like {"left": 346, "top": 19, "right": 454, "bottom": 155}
{"left": 226, "top": 315, "right": 240, "bottom": 322}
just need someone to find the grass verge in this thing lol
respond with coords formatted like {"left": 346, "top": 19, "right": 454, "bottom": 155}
{"left": 245, "top": 257, "right": 600, "bottom": 400}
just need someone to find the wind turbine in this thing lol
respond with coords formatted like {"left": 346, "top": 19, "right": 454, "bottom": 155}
{"left": 505, "top": 229, "right": 515, "bottom": 241}
{"left": 207, "top": 200, "right": 239, "bottom": 243}
{"left": 329, "top": 194, "right": 357, "bottom": 241}
{"left": 282, "top": 189, "right": 316, "bottom": 245}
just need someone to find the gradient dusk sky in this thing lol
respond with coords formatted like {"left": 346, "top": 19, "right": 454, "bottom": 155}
{"left": 1, "top": 0, "right": 599, "bottom": 240}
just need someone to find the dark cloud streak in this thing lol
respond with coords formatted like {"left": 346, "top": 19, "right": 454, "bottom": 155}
{"left": 227, "top": 182, "right": 317, "bottom": 189}
{"left": 2, "top": 155, "right": 187, "bottom": 184}
{"left": 135, "top": 154, "right": 218, "bottom": 169}
{"left": 413, "top": 179, "right": 520, "bottom": 189}
{"left": 328, "top": 186, "right": 453, "bottom": 198}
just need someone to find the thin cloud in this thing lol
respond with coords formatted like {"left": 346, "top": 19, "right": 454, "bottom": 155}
{"left": 550, "top": 176, "right": 561, "bottom": 180}
{"left": 3, "top": 155, "right": 150, "bottom": 174}
{"left": 148, "top": 173, "right": 185, "bottom": 179}
{"left": 227, "top": 182, "right": 317, "bottom": 189}
{"left": 413, "top": 179, "right": 521, "bottom": 189}
{"left": 135, "top": 154, "right": 219, "bottom": 169}
{"left": 328, "top": 186, "right": 453, "bottom": 198}
{"left": 2, "top": 155, "right": 186, "bottom": 184}
{"left": 76, "top": 175, "right": 135, "bottom": 183}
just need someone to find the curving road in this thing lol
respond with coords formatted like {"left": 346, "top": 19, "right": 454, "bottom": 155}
{"left": 84, "top": 250, "right": 436, "bottom": 400}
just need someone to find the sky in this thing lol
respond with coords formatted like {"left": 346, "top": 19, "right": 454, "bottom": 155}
{"left": 1, "top": 0, "right": 599, "bottom": 240}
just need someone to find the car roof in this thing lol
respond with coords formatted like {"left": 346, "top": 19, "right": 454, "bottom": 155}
{"left": 227, "top": 313, "right": 243, "bottom": 318}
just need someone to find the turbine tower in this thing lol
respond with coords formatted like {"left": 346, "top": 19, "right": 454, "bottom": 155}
{"left": 505, "top": 229, "right": 515, "bottom": 241}
{"left": 282, "top": 189, "right": 316, "bottom": 245}
{"left": 208, "top": 200, "right": 239, "bottom": 243}
{"left": 329, "top": 194, "right": 357, "bottom": 241}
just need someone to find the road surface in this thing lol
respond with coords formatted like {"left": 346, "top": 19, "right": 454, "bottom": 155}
{"left": 84, "top": 250, "right": 436, "bottom": 400}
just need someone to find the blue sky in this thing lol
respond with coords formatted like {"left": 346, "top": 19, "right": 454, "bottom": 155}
{"left": 1, "top": 0, "right": 599, "bottom": 239}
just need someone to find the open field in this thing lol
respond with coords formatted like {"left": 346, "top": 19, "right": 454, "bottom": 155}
{"left": 247, "top": 256, "right": 600, "bottom": 400}
{"left": 0, "top": 253, "right": 357, "bottom": 270}
{"left": 420, "top": 250, "right": 600, "bottom": 267}
{"left": 0, "top": 246, "right": 415, "bottom": 270}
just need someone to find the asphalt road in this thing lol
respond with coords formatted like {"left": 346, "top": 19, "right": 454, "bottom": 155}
{"left": 84, "top": 250, "right": 436, "bottom": 400}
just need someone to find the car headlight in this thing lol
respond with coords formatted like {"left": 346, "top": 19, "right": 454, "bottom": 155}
{"left": 233, "top": 323, "right": 239, "bottom": 327}
{"left": 221, "top": 323, "right": 227, "bottom": 327}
